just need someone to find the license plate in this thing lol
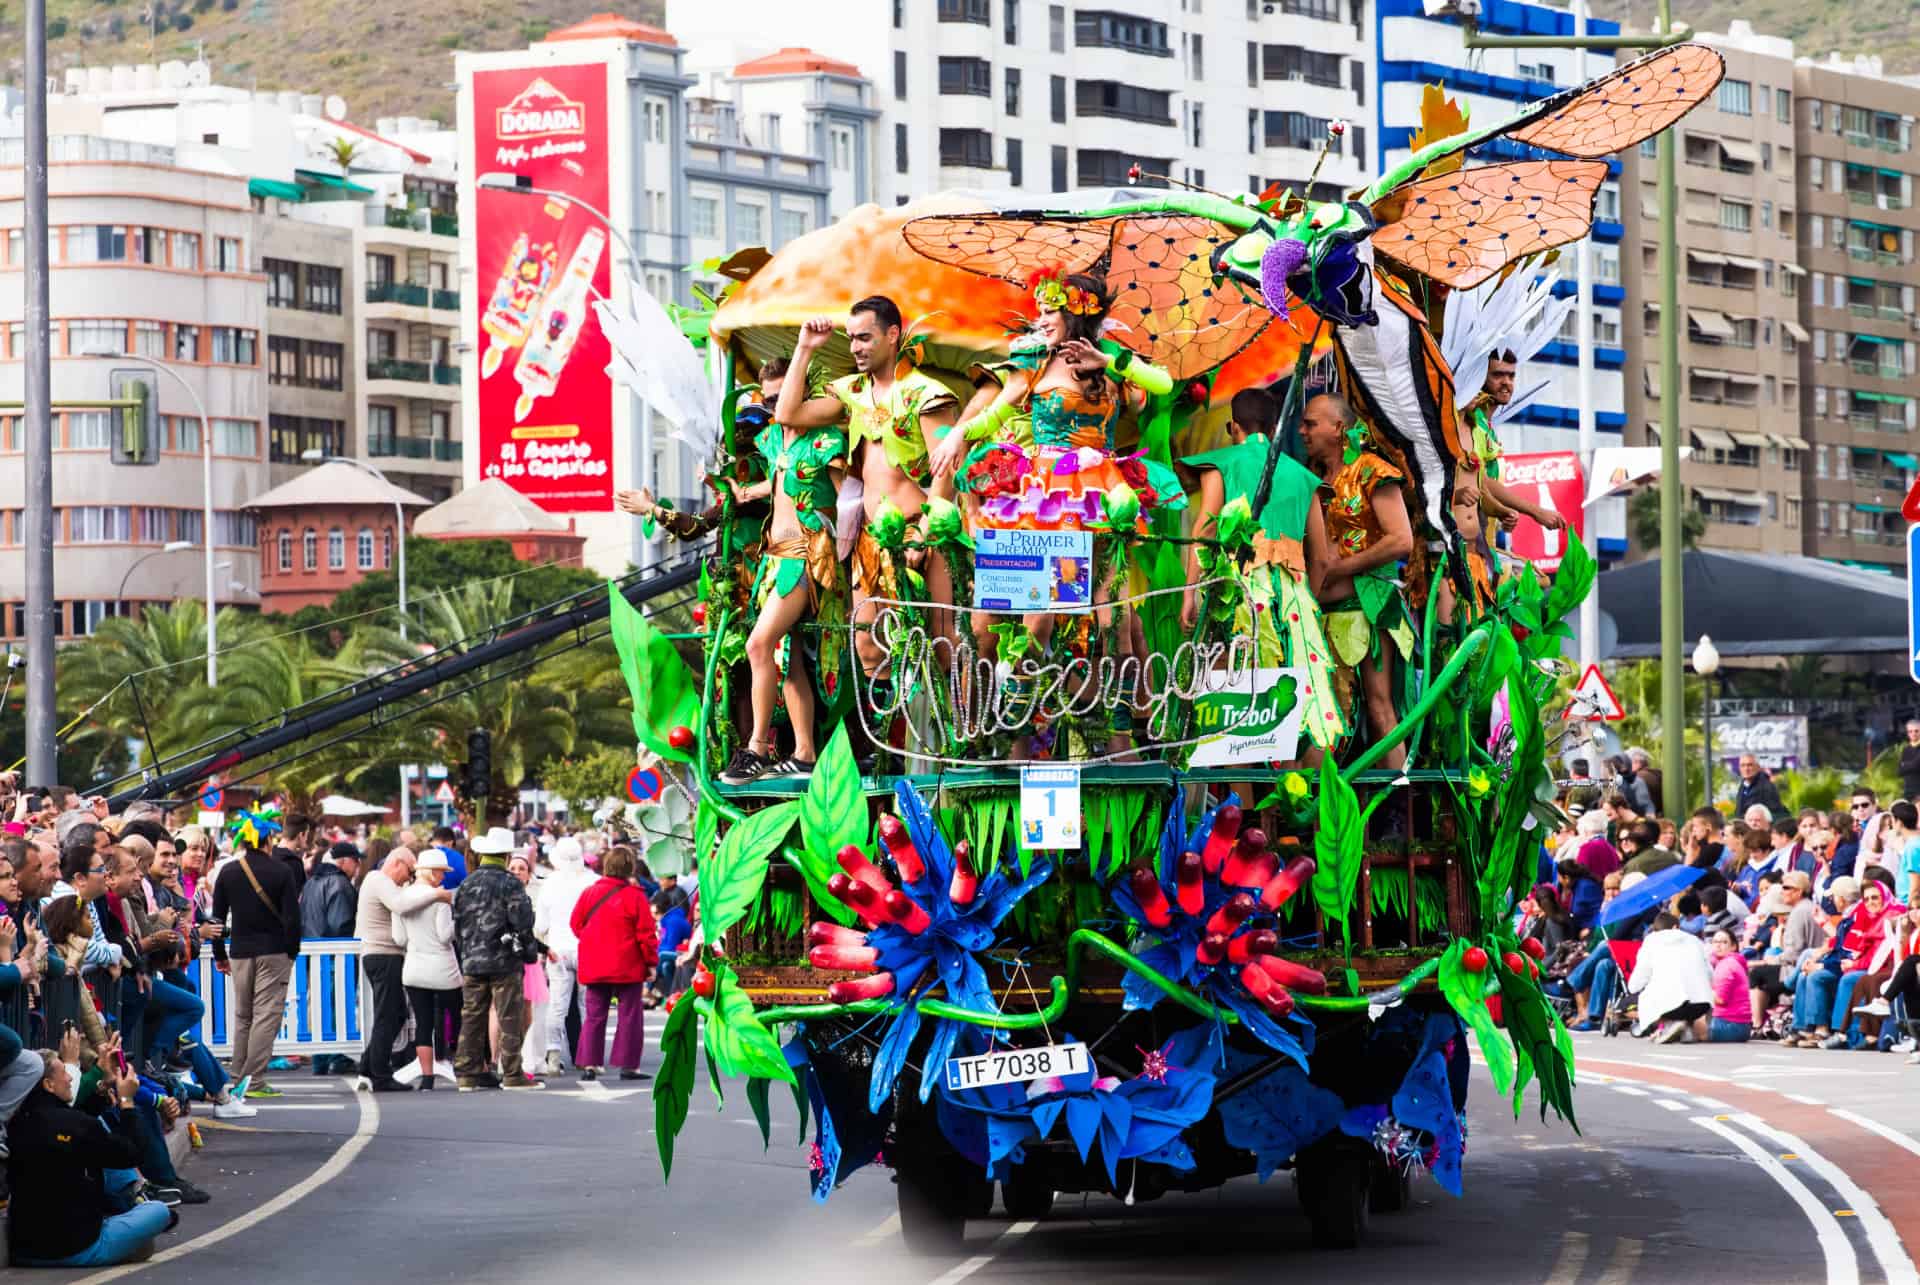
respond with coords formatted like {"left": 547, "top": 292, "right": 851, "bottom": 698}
{"left": 944, "top": 1042, "right": 1090, "bottom": 1091}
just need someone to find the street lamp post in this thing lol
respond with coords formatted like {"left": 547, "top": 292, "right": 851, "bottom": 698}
{"left": 1693, "top": 634, "right": 1720, "bottom": 807}
{"left": 117, "top": 540, "right": 194, "bottom": 605}
{"left": 1461, "top": 0, "right": 1689, "bottom": 818}
{"left": 302, "top": 451, "right": 409, "bottom": 639}
{"left": 77, "top": 351, "right": 218, "bottom": 686}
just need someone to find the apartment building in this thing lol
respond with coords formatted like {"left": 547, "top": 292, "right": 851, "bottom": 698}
{"left": 1793, "top": 52, "right": 1920, "bottom": 570}
{"left": 0, "top": 135, "right": 270, "bottom": 638}
{"left": 665, "top": 0, "right": 1374, "bottom": 203}
{"left": 1376, "top": 0, "right": 1628, "bottom": 560}
{"left": 1623, "top": 23, "right": 1806, "bottom": 558}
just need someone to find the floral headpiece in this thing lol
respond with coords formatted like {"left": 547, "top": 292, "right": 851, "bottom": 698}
{"left": 1026, "top": 265, "right": 1101, "bottom": 317}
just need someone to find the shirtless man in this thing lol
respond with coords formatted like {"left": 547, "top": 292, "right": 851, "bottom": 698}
{"left": 1300, "top": 392, "right": 1415, "bottom": 770}
{"left": 775, "top": 296, "right": 959, "bottom": 689}
{"left": 1470, "top": 352, "right": 1570, "bottom": 533}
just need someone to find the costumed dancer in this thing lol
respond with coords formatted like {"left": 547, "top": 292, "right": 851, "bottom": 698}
{"left": 775, "top": 296, "right": 960, "bottom": 708}
{"left": 1300, "top": 392, "right": 1415, "bottom": 770}
{"left": 929, "top": 268, "right": 1182, "bottom": 753}
{"left": 712, "top": 358, "right": 851, "bottom": 785}
{"left": 1179, "top": 387, "right": 1344, "bottom": 753}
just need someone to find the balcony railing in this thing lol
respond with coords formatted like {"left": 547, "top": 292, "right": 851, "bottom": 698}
{"left": 1877, "top": 249, "right": 1903, "bottom": 266}
{"left": 366, "top": 357, "right": 430, "bottom": 382}
{"left": 368, "top": 434, "right": 462, "bottom": 461}
{"left": 432, "top": 363, "right": 461, "bottom": 386}
{"left": 366, "top": 281, "right": 430, "bottom": 306}
{"left": 1847, "top": 245, "right": 1875, "bottom": 261}
{"left": 1877, "top": 137, "right": 1904, "bottom": 154}
{"left": 1850, "top": 302, "right": 1876, "bottom": 317}
{"left": 431, "top": 288, "right": 459, "bottom": 311}
{"left": 430, "top": 213, "right": 457, "bottom": 238}
{"left": 1881, "top": 305, "right": 1906, "bottom": 322}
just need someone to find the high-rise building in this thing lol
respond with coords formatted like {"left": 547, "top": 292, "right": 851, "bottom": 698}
{"left": 1623, "top": 23, "right": 1806, "bottom": 558}
{"left": 664, "top": 0, "right": 1373, "bottom": 203}
{"left": 1376, "top": 0, "right": 1629, "bottom": 562}
{"left": 1792, "top": 50, "right": 1920, "bottom": 570}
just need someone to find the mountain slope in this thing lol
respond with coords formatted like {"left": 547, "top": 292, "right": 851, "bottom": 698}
{"left": 7, "top": 0, "right": 665, "bottom": 125}
{"left": 1593, "top": 0, "right": 1920, "bottom": 73}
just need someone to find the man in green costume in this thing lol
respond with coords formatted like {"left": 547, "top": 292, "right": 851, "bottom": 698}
{"left": 1180, "top": 387, "right": 1345, "bottom": 751}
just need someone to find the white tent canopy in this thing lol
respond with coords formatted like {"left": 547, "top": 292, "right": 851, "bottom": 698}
{"left": 316, "top": 794, "right": 392, "bottom": 818}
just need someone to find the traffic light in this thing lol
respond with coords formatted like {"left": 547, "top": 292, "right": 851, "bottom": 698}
{"left": 110, "top": 370, "right": 158, "bottom": 465}
{"left": 466, "top": 728, "right": 492, "bottom": 797}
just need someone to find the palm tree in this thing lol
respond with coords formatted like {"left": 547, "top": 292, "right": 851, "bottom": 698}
{"left": 324, "top": 137, "right": 361, "bottom": 175}
{"left": 1627, "top": 486, "right": 1706, "bottom": 552}
{"left": 58, "top": 601, "right": 210, "bottom": 767}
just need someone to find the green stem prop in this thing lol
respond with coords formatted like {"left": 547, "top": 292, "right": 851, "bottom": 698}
{"left": 1340, "top": 622, "right": 1494, "bottom": 783}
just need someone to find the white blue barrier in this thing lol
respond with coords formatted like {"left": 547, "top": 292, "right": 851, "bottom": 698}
{"left": 186, "top": 939, "right": 368, "bottom": 1058}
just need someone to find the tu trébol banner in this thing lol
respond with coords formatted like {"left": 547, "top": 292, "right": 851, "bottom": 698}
{"left": 1188, "top": 667, "right": 1306, "bottom": 767}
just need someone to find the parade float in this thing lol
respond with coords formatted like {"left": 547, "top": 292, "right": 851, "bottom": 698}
{"left": 598, "top": 45, "right": 1724, "bottom": 1249}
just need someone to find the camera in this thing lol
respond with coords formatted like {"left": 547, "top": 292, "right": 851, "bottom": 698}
{"left": 6, "top": 653, "right": 22, "bottom": 670}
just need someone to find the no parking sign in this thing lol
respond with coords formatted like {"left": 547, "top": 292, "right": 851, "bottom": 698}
{"left": 626, "top": 765, "right": 663, "bottom": 804}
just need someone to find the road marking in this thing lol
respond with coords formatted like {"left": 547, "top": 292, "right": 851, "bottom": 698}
{"left": 1608, "top": 1083, "right": 1649, "bottom": 1097}
{"left": 924, "top": 1219, "right": 1038, "bottom": 1285}
{"left": 1731, "top": 1113, "right": 1920, "bottom": 1285}
{"left": 1782, "top": 1093, "right": 1827, "bottom": 1106}
{"left": 1691, "top": 1096, "right": 1734, "bottom": 1110}
{"left": 854, "top": 1212, "right": 902, "bottom": 1246}
{"left": 1542, "top": 1230, "right": 1589, "bottom": 1285}
{"left": 244, "top": 1103, "right": 347, "bottom": 1111}
{"left": 1692, "top": 1116, "right": 1859, "bottom": 1285}
{"left": 1653, "top": 1098, "right": 1688, "bottom": 1112}
{"left": 1828, "top": 1108, "right": 1920, "bottom": 1161}
{"left": 1594, "top": 1237, "right": 1643, "bottom": 1285}
{"left": 71, "top": 1087, "right": 381, "bottom": 1285}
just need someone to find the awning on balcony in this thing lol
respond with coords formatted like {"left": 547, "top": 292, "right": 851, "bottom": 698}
{"left": 1686, "top": 308, "right": 1736, "bottom": 338}
{"left": 1765, "top": 433, "right": 1811, "bottom": 450}
{"left": 1854, "top": 502, "right": 1898, "bottom": 514}
{"left": 1689, "top": 368, "right": 1731, "bottom": 381}
{"left": 248, "top": 177, "right": 306, "bottom": 203}
{"left": 1722, "top": 254, "right": 1764, "bottom": 271}
{"left": 295, "top": 168, "right": 376, "bottom": 195}
{"left": 1780, "top": 261, "right": 1807, "bottom": 277}
{"left": 1692, "top": 486, "right": 1763, "bottom": 505}
{"left": 1850, "top": 331, "right": 1902, "bottom": 347}
{"left": 1781, "top": 320, "right": 1811, "bottom": 342}
{"left": 1716, "top": 136, "right": 1761, "bottom": 165}
{"left": 1852, "top": 389, "right": 1911, "bottom": 404}
{"left": 1724, "top": 371, "right": 1761, "bottom": 386}
{"left": 1883, "top": 452, "right": 1918, "bottom": 469}
{"left": 1686, "top": 249, "right": 1729, "bottom": 266}
{"left": 1690, "top": 427, "right": 1737, "bottom": 450}
{"left": 1728, "top": 430, "right": 1771, "bottom": 448}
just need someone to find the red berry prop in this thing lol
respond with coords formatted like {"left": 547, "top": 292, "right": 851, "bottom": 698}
{"left": 1255, "top": 954, "right": 1329, "bottom": 996}
{"left": 1502, "top": 951, "right": 1526, "bottom": 974}
{"left": 835, "top": 844, "right": 893, "bottom": 901}
{"left": 1222, "top": 827, "right": 1271, "bottom": 888}
{"left": 692, "top": 603, "right": 707, "bottom": 626}
{"left": 1226, "top": 929, "right": 1278, "bottom": 965}
{"left": 1129, "top": 866, "right": 1173, "bottom": 928}
{"left": 1199, "top": 804, "right": 1241, "bottom": 876}
{"left": 1206, "top": 893, "right": 1256, "bottom": 938}
{"left": 1258, "top": 855, "right": 1316, "bottom": 911}
{"left": 877, "top": 813, "right": 926, "bottom": 884}
{"left": 1175, "top": 851, "right": 1205, "bottom": 916}
{"left": 692, "top": 968, "right": 716, "bottom": 998}
{"left": 1521, "top": 937, "right": 1546, "bottom": 961}
{"left": 827, "top": 872, "right": 883, "bottom": 926}
{"left": 807, "top": 922, "right": 866, "bottom": 949}
{"left": 1238, "top": 962, "right": 1296, "bottom": 1018}
{"left": 1195, "top": 933, "right": 1229, "bottom": 967}
{"left": 882, "top": 890, "right": 932, "bottom": 935}
{"left": 1462, "top": 947, "right": 1489, "bottom": 973}
{"left": 949, "top": 841, "right": 980, "bottom": 907}
{"left": 808, "top": 943, "right": 880, "bottom": 971}
{"left": 827, "top": 972, "right": 896, "bottom": 1004}
{"left": 664, "top": 994, "right": 679, "bottom": 1015}
{"left": 667, "top": 726, "right": 695, "bottom": 752}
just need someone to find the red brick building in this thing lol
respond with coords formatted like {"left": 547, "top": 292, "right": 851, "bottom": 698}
{"left": 413, "top": 478, "right": 586, "bottom": 567}
{"left": 249, "top": 463, "right": 431, "bottom": 613}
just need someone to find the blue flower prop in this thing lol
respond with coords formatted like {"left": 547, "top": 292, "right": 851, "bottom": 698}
{"left": 864, "top": 781, "right": 1054, "bottom": 1111}
{"left": 935, "top": 1024, "right": 1221, "bottom": 1183}
{"left": 1106, "top": 791, "right": 1318, "bottom": 1069}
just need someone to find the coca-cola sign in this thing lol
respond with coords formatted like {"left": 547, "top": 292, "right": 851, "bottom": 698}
{"left": 1500, "top": 451, "right": 1585, "bottom": 572}
{"left": 1713, "top": 714, "right": 1808, "bottom": 772}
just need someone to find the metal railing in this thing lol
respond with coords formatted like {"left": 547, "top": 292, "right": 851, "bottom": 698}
{"left": 369, "top": 434, "right": 461, "bottom": 461}
{"left": 431, "top": 288, "right": 459, "bottom": 311}
{"left": 366, "top": 280, "right": 430, "bottom": 306}
{"left": 366, "top": 357, "right": 431, "bottom": 382}
{"left": 431, "top": 363, "right": 461, "bottom": 386}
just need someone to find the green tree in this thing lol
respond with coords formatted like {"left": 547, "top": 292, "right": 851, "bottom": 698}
{"left": 537, "top": 744, "right": 635, "bottom": 813}
{"left": 56, "top": 600, "right": 214, "bottom": 768}
{"left": 299, "top": 537, "right": 606, "bottom": 644}
{"left": 1628, "top": 486, "right": 1706, "bottom": 552}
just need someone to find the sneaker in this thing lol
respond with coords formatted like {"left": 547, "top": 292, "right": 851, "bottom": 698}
{"left": 1819, "top": 1033, "right": 1850, "bottom": 1050}
{"left": 544, "top": 1051, "right": 567, "bottom": 1076}
{"left": 718, "top": 748, "right": 774, "bottom": 786}
{"left": 1855, "top": 998, "right": 1893, "bottom": 1018}
{"left": 457, "top": 1074, "right": 503, "bottom": 1093}
{"left": 368, "top": 1077, "right": 413, "bottom": 1093}
{"left": 162, "top": 1179, "right": 211, "bottom": 1205}
{"left": 1893, "top": 1037, "right": 1917, "bottom": 1054}
{"left": 578, "top": 1068, "right": 599, "bottom": 1082}
{"left": 618, "top": 1069, "right": 649, "bottom": 1081}
{"left": 1654, "top": 1022, "right": 1686, "bottom": 1044}
{"left": 418, "top": 1074, "right": 438, "bottom": 1092}
{"left": 212, "top": 1097, "right": 258, "bottom": 1121}
{"left": 501, "top": 1074, "right": 544, "bottom": 1090}
{"left": 770, "top": 756, "right": 815, "bottom": 780}
{"left": 245, "top": 1079, "right": 282, "bottom": 1099}
{"left": 228, "top": 1074, "right": 251, "bottom": 1102}
{"left": 1909, "top": 1048, "right": 1920, "bottom": 1066}
{"left": 148, "top": 1185, "right": 184, "bottom": 1208}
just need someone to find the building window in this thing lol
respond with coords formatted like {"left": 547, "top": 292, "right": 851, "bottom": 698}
{"left": 1191, "top": 102, "right": 1204, "bottom": 148}
{"left": 66, "top": 226, "right": 126, "bottom": 263}
{"left": 269, "top": 335, "right": 300, "bottom": 385}
{"left": 1074, "top": 10, "right": 1171, "bottom": 55}
{"left": 264, "top": 258, "right": 297, "bottom": 307}
{"left": 939, "top": 57, "right": 992, "bottom": 97}
{"left": 366, "top": 253, "right": 394, "bottom": 289}
{"left": 1052, "top": 144, "right": 1068, "bottom": 192}
{"left": 171, "top": 231, "right": 199, "bottom": 270}
{"left": 133, "top": 320, "right": 165, "bottom": 359}
{"left": 940, "top": 129, "right": 994, "bottom": 169}
{"left": 1261, "top": 46, "right": 1343, "bottom": 87}
{"left": 306, "top": 265, "right": 342, "bottom": 313}
{"left": 1049, "top": 3, "right": 1065, "bottom": 52}
{"left": 938, "top": 0, "right": 989, "bottom": 22}
{"left": 357, "top": 527, "right": 375, "bottom": 570}
{"left": 303, "top": 528, "right": 317, "bottom": 571}
{"left": 368, "top": 404, "right": 397, "bottom": 454}
{"left": 305, "top": 341, "right": 343, "bottom": 390}
{"left": 214, "top": 236, "right": 243, "bottom": 272}
{"left": 327, "top": 527, "right": 345, "bottom": 570}
{"left": 213, "top": 511, "right": 256, "bottom": 549}
{"left": 1051, "top": 75, "right": 1067, "bottom": 124}
{"left": 66, "top": 319, "right": 126, "bottom": 356}
{"left": 1005, "top": 0, "right": 1018, "bottom": 42}
{"left": 1778, "top": 89, "right": 1792, "bottom": 124}
{"left": 67, "top": 412, "right": 114, "bottom": 450}
{"left": 830, "top": 127, "right": 854, "bottom": 172}
{"left": 1075, "top": 81, "right": 1174, "bottom": 125}
{"left": 213, "top": 419, "right": 257, "bottom": 456}
{"left": 138, "top": 508, "right": 169, "bottom": 543}
{"left": 209, "top": 327, "right": 257, "bottom": 365}
{"left": 1007, "top": 137, "right": 1024, "bottom": 187}
{"left": 1005, "top": 67, "right": 1022, "bottom": 117}
{"left": 689, "top": 195, "right": 719, "bottom": 238}
{"left": 894, "top": 50, "right": 907, "bottom": 99}
{"left": 68, "top": 505, "right": 132, "bottom": 543}
{"left": 735, "top": 202, "right": 765, "bottom": 244}
{"left": 382, "top": 527, "right": 394, "bottom": 568}
{"left": 1719, "top": 199, "right": 1752, "bottom": 232}
{"left": 1717, "top": 78, "right": 1751, "bottom": 116}
{"left": 643, "top": 98, "right": 668, "bottom": 144}
{"left": 778, "top": 209, "right": 811, "bottom": 243}
{"left": 895, "top": 122, "right": 909, "bottom": 174}
{"left": 1189, "top": 32, "right": 1203, "bottom": 78}
{"left": 1078, "top": 149, "right": 1170, "bottom": 187}
{"left": 1265, "top": 111, "right": 1337, "bottom": 151}
{"left": 277, "top": 529, "right": 293, "bottom": 572}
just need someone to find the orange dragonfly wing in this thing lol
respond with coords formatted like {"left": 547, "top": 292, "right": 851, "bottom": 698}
{"left": 1508, "top": 43, "right": 1726, "bottom": 159}
{"left": 1371, "top": 160, "right": 1609, "bottom": 290}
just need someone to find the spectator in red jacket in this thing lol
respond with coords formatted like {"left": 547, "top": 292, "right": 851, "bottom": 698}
{"left": 571, "top": 845, "right": 658, "bottom": 1082}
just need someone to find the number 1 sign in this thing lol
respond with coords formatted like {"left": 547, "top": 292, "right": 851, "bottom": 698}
{"left": 1019, "top": 765, "right": 1082, "bottom": 850}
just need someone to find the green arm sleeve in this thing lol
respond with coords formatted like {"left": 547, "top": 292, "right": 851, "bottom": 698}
{"left": 959, "top": 399, "right": 1020, "bottom": 443}
{"left": 1107, "top": 348, "right": 1174, "bottom": 397}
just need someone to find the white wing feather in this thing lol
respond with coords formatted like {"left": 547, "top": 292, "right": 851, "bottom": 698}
{"left": 594, "top": 291, "right": 720, "bottom": 457}
{"left": 1440, "top": 263, "right": 1576, "bottom": 418}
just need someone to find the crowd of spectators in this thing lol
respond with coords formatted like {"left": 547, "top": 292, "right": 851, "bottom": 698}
{"left": 1529, "top": 752, "right": 1920, "bottom": 1054}
{"left": 0, "top": 771, "right": 694, "bottom": 1267}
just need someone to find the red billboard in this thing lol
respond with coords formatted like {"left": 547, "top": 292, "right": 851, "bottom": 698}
{"left": 471, "top": 61, "right": 614, "bottom": 512}
{"left": 1500, "top": 451, "right": 1585, "bottom": 571}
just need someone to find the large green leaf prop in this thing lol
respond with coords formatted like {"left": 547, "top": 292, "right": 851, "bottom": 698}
{"left": 1541, "top": 532, "right": 1596, "bottom": 632}
{"left": 652, "top": 992, "right": 698, "bottom": 1180}
{"left": 1311, "top": 756, "right": 1389, "bottom": 959}
{"left": 608, "top": 582, "right": 701, "bottom": 764}
{"left": 1437, "top": 939, "right": 1514, "bottom": 1099}
{"left": 794, "top": 725, "right": 861, "bottom": 918}
{"left": 707, "top": 800, "right": 800, "bottom": 941}
{"left": 704, "top": 961, "right": 796, "bottom": 1085}
{"left": 1496, "top": 953, "right": 1578, "bottom": 1129}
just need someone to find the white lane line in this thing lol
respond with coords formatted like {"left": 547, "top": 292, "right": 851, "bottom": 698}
{"left": 1542, "top": 1230, "right": 1589, "bottom": 1285}
{"left": 925, "top": 1219, "right": 1039, "bottom": 1285}
{"left": 1608, "top": 1083, "right": 1650, "bottom": 1097}
{"left": 1574, "top": 1056, "right": 1727, "bottom": 1084}
{"left": 1653, "top": 1098, "right": 1689, "bottom": 1112}
{"left": 1828, "top": 1108, "right": 1920, "bottom": 1161}
{"left": 1692, "top": 1116, "right": 1859, "bottom": 1285}
{"left": 1594, "top": 1237, "right": 1644, "bottom": 1285}
{"left": 1692, "top": 1096, "right": 1734, "bottom": 1110}
{"left": 243, "top": 1103, "right": 348, "bottom": 1111}
{"left": 72, "top": 1087, "right": 381, "bottom": 1285}
{"left": 1732, "top": 1113, "right": 1920, "bottom": 1285}
{"left": 854, "top": 1212, "right": 902, "bottom": 1247}
{"left": 1783, "top": 1093, "right": 1828, "bottom": 1106}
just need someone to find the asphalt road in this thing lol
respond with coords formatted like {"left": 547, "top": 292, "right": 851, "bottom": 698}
{"left": 39, "top": 1029, "right": 1920, "bottom": 1285}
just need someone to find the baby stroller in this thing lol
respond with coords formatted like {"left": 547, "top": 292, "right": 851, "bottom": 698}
{"left": 1599, "top": 939, "right": 1643, "bottom": 1038}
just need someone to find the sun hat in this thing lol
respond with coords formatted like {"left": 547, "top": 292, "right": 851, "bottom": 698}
{"left": 470, "top": 826, "right": 515, "bottom": 855}
{"left": 415, "top": 848, "right": 451, "bottom": 872}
